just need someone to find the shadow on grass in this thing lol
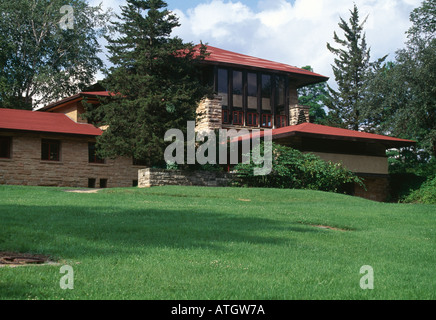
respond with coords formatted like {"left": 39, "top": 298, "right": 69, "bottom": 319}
{"left": 0, "top": 203, "right": 316, "bottom": 260}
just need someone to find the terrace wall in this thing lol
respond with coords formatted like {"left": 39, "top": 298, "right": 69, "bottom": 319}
{"left": 138, "top": 168, "right": 234, "bottom": 188}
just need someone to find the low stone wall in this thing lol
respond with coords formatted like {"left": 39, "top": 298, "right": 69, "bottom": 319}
{"left": 138, "top": 168, "right": 235, "bottom": 188}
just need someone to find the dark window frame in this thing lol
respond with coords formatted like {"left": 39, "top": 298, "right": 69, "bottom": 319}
{"left": 246, "top": 112, "right": 259, "bottom": 127}
{"left": 41, "top": 139, "right": 61, "bottom": 162}
{"left": 88, "top": 142, "right": 105, "bottom": 164}
{"left": 276, "top": 115, "right": 288, "bottom": 128}
{"left": 222, "top": 109, "right": 230, "bottom": 124}
{"left": 0, "top": 136, "right": 12, "bottom": 159}
{"left": 261, "top": 114, "right": 273, "bottom": 128}
{"left": 216, "top": 67, "right": 290, "bottom": 128}
{"left": 232, "top": 111, "right": 244, "bottom": 125}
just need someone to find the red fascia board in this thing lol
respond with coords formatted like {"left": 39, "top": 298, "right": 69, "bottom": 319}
{"left": 196, "top": 45, "right": 329, "bottom": 80}
{"left": 231, "top": 123, "right": 415, "bottom": 147}
{"left": 0, "top": 109, "right": 102, "bottom": 136}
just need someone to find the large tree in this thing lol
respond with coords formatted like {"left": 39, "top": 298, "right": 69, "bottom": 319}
{"left": 326, "top": 4, "right": 386, "bottom": 131}
{"left": 364, "top": 0, "right": 436, "bottom": 158}
{"left": 297, "top": 66, "right": 328, "bottom": 124}
{"left": 0, "top": 0, "right": 109, "bottom": 109}
{"left": 87, "top": 0, "right": 210, "bottom": 166}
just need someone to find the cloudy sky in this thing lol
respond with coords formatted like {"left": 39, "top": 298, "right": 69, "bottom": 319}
{"left": 90, "top": 0, "right": 422, "bottom": 87}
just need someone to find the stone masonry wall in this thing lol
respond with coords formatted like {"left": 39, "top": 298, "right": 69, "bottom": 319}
{"left": 0, "top": 131, "right": 142, "bottom": 188}
{"left": 196, "top": 95, "right": 223, "bottom": 133}
{"left": 138, "top": 168, "right": 234, "bottom": 188}
{"left": 354, "top": 176, "right": 390, "bottom": 202}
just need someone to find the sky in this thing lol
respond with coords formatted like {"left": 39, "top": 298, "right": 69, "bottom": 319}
{"left": 90, "top": 0, "right": 422, "bottom": 87}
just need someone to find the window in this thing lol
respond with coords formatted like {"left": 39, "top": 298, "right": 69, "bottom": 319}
{"left": 88, "top": 143, "right": 105, "bottom": 164}
{"left": 41, "top": 139, "right": 60, "bottom": 161}
{"left": 232, "top": 71, "right": 243, "bottom": 109}
{"left": 100, "top": 179, "right": 108, "bottom": 189}
{"left": 233, "top": 111, "right": 244, "bottom": 125}
{"left": 222, "top": 109, "right": 230, "bottom": 124}
{"left": 246, "top": 112, "right": 258, "bottom": 127}
{"left": 247, "top": 72, "right": 258, "bottom": 110}
{"left": 88, "top": 178, "right": 96, "bottom": 188}
{"left": 261, "top": 74, "right": 272, "bottom": 111}
{"left": 276, "top": 115, "right": 287, "bottom": 128}
{"left": 0, "top": 137, "right": 11, "bottom": 159}
{"left": 261, "top": 114, "right": 272, "bottom": 128}
{"left": 218, "top": 68, "right": 229, "bottom": 107}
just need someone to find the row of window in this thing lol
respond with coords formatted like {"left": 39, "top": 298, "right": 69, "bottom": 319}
{"left": 1, "top": 137, "right": 104, "bottom": 164}
{"left": 214, "top": 67, "right": 289, "bottom": 127}
{"left": 222, "top": 111, "right": 288, "bottom": 128}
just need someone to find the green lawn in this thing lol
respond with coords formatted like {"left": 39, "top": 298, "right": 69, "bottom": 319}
{"left": 0, "top": 185, "right": 435, "bottom": 300}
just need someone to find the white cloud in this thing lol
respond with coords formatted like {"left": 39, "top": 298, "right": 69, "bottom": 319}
{"left": 171, "top": 0, "right": 422, "bottom": 87}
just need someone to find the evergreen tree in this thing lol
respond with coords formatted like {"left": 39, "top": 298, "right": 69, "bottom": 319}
{"left": 364, "top": 0, "right": 435, "bottom": 158}
{"left": 326, "top": 4, "right": 385, "bottom": 131}
{"left": 297, "top": 66, "right": 328, "bottom": 124}
{"left": 87, "top": 0, "right": 210, "bottom": 166}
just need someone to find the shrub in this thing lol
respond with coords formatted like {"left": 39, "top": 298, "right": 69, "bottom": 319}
{"left": 403, "top": 175, "right": 436, "bottom": 204}
{"left": 234, "top": 143, "right": 364, "bottom": 193}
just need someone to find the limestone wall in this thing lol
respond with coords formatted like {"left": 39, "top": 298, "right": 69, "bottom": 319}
{"left": 138, "top": 168, "right": 234, "bottom": 188}
{"left": 0, "top": 131, "right": 141, "bottom": 188}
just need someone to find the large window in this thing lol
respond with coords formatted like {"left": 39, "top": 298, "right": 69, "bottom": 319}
{"left": 232, "top": 70, "right": 243, "bottom": 109}
{"left": 41, "top": 139, "right": 60, "bottom": 161}
{"left": 261, "top": 74, "right": 272, "bottom": 112}
{"left": 88, "top": 143, "right": 105, "bottom": 164}
{"left": 0, "top": 137, "right": 11, "bottom": 159}
{"left": 216, "top": 68, "right": 289, "bottom": 127}
{"left": 217, "top": 68, "right": 229, "bottom": 108}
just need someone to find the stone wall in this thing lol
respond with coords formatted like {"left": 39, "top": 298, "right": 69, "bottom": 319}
{"left": 138, "top": 168, "right": 234, "bottom": 188}
{"left": 354, "top": 175, "right": 390, "bottom": 202}
{"left": 0, "top": 131, "right": 141, "bottom": 188}
{"left": 196, "top": 95, "right": 223, "bottom": 133}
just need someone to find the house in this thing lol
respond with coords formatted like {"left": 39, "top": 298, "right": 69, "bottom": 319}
{"left": 0, "top": 45, "right": 415, "bottom": 201}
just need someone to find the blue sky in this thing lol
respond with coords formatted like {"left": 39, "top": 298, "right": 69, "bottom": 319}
{"left": 92, "top": 0, "right": 422, "bottom": 87}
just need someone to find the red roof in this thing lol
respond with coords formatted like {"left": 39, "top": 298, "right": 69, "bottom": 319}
{"left": 234, "top": 122, "right": 415, "bottom": 147}
{"left": 195, "top": 45, "right": 329, "bottom": 81}
{"left": 0, "top": 108, "right": 102, "bottom": 136}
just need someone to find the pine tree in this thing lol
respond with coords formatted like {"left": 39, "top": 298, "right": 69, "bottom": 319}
{"left": 326, "top": 4, "right": 385, "bottom": 131}
{"left": 87, "top": 0, "right": 210, "bottom": 166}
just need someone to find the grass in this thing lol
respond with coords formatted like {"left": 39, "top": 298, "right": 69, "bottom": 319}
{"left": 0, "top": 185, "right": 435, "bottom": 300}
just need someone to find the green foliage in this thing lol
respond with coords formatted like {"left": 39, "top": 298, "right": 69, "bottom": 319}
{"left": 86, "top": 0, "right": 211, "bottom": 166}
{"left": 325, "top": 4, "right": 386, "bottom": 130}
{"left": 0, "top": 0, "right": 110, "bottom": 109}
{"left": 235, "top": 143, "right": 364, "bottom": 193}
{"left": 403, "top": 175, "right": 436, "bottom": 204}
{"left": 364, "top": 0, "right": 436, "bottom": 157}
{"left": 297, "top": 66, "right": 328, "bottom": 124}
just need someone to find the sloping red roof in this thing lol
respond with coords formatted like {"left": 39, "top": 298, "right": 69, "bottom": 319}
{"left": 195, "top": 45, "right": 329, "bottom": 81}
{"left": 39, "top": 91, "right": 113, "bottom": 111}
{"left": 0, "top": 108, "right": 102, "bottom": 136}
{"left": 234, "top": 122, "right": 415, "bottom": 147}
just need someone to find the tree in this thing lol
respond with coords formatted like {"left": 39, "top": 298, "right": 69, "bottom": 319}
{"left": 297, "top": 66, "right": 328, "bottom": 124}
{"left": 87, "top": 0, "right": 210, "bottom": 166}
{"left": 0, "top": 0, "right": 110, "bottom": 109}
{"left": 326, "top": 4, "right": 386, "bottom": 131}
{"left": 364, "top": 0, "right": 436, "bottom": 158}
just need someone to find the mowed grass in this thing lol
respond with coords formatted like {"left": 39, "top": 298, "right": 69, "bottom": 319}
{"left": 0, "top": 185, "right": 435, "bottom": 300}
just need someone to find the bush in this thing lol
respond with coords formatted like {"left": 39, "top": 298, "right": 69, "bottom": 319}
{"left": 403, "top": 175, "right": 436, "bottom": 204}
{"left": 234, "top": 143, "right": 364, "bottom": 193}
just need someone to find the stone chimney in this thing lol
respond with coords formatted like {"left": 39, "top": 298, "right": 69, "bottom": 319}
{"left": 289, "top": 105, "right": 310, "bottom": 126}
